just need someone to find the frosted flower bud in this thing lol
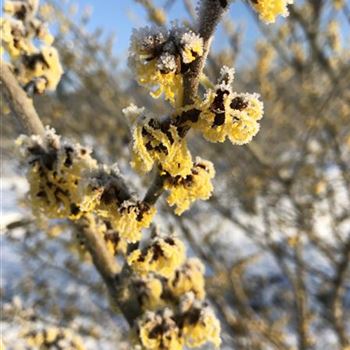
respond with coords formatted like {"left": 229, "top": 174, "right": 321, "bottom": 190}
{"left": 169, "top": 258, "right": 206, "bottom": 300}
{"left": 16, "top": 127, "right": 97, "bottom": 220}
{"left": 135, "top": 309, "right": 183, "bottom": 350}
{"left": 179, "top": 293, "right": 221, "bottom": 349}
{"left": 164, "top": 157, "right": 215, "bottom": 215}
{"left": 127, "top": 235, "right": 186, "bottom": 278}
{"left": 179, "top": 30, "right": 203, "bottom": 64}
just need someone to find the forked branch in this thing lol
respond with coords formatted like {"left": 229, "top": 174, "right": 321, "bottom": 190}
{"left": 143, "top": 0, "right": 229, "bottom": 206}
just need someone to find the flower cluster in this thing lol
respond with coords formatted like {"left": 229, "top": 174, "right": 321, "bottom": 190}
{"left": 132, "top": 274, "right": 164, "bottom": 311}
{"left": 81, "top": 166, "right": 156, "bottom": 243}
{"left": 127, "top": 106, "right": 216, "bottom": 215}
{"left": 127, "top": 235, "right": 186, "bottom": 278}
{"left": 128, "top": 231, "right": 221, "bottom": 349}
{"left": 188, "top": 66, "right": 264, "bottom": 145}
{"left": 250, "top": 0, "right": 294, "bottom": 24}
{"left": 23, "top": 327, "right": 85, "bottom": 350}
{"left": 128, "top": 25, "right": 203, "bottom": 105}
{"left": 135, "top": 309, "right": 184, "bottom": 350}
{"left": 1, "top": 0, "right": 63, "bottom": 93}
{"left": 128, "top": 238, "right": 208, "bottom": 306}
{"left": 164, "top": 157, "right": 215, "bottom": 215}
{"left": 128, "top": 66, "right": 262, "bottom": 217}
{"left": 17, "top": 129, "right": 155, "bottom": 244}
{"left": 131, "top": 114, "right": 193, "bottom": 177}
{"left": 98, "top": 199, "right": 156, "bottom": 243}
{"left": 179, "top": 292, "right": 221, "bottom": 348}
{"left": 168, "top": 258, "right": 206, "bottom": 300}
{"left": 16, "top": 128, "right": 97, "bottom": 220}
{"left": 134, "top": 293, "right": 221, "bottom": 350}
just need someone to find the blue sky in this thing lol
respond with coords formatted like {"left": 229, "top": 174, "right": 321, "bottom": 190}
{"left": 54, "top": 0, "right": 350, "bottom": 69}
{"left": 68, "top": 0, "right": 261, "bottom": 64}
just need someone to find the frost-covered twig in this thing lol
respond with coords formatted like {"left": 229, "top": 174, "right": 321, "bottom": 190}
{"left": 182, "top": 0, "right": 229, "bottom": 104}
{"left": 143, "top": 0, "right": 230, "bottom": 206}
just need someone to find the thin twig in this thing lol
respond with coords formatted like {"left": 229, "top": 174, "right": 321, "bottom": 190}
{"left": 330, "top": 236, "right": 350, "bottom": 347}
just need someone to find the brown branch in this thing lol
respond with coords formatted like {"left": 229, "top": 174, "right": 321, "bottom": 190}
{"left": 2, "top": 63, "right": 142, "bottom": 326}
{"left": 182, "top": 0, "right": 228, "bottom": 104}
{"left": 1, "top": 64, "right": 45, "bottom": 136}
{"left": 79, "top": 214, "right": 120, "bottom": 285}
{"left": 143, "top": 0, "right": 229, "bottom": 206}
{"left": 143, "top": 171, "right": 167, "bottom": 206}
{"left": 79, "top": 215, "right": 142, "bottom": 326}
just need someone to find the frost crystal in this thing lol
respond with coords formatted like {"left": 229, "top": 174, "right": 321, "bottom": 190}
{"left": 217, "top": 65, "right": 235, "bottom": 91}
{"left": 157, "top": 52, "right": 177, "bottom": 73}
{"left": 122, "top": 103, "right": 145, "bottom": 125}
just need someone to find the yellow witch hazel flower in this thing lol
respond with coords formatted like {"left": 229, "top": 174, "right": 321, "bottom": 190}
{"left": 228, "top": 92, "right": 264, "bottom": 144}
{"left": 99, "top": 199, "right": 156, "bottom": 243}
{"left": 193, "top": 66, "right": 264, "bottom": 145}
{"left": 17, "top": 46, "right": 64, "bottom": 93}
{"left": 250, "top": 0, "right": 294, "bottom": 24}
{"left": 131, "top": 114, "right": 193, "bottom": 177}
{"left": 196, "top": 89, "right": 232, "bottom": 143}
{"left": 135, "top": 309, "right": 184, "bottom": 350}
{"left": 0, "top": 18, "right": 32, "bottom": 58}
{"left": 128, "top": 25, "right": 203, "bottom": 106}
{"left": 179, "top": 292, "right": 221, "bottom": 349}
{"left": 1, "top": 0, "right": 62, "bottom": 93}
{"left": 133, "top": 293, "right": 221, "bottom": 350}
{"left": 164, "top": 157, "right": 215, "bottom": 215}
{"left": 103, "top": 224, "right": 128, "bottom": 256}
{"left": 16, "top": 127, "right": 97, "bottom": 220}
{"left": 127, "top": 235, "right": 186, "bottom": 278}
{"left": 177, "top": 27, "right": 204, "bottom": 64}
{"left": 169, "top": 258, "right": 206, "bottom": 300}
{"left": 81, "top": 166, "right": 156, "bottom": 243}
{"left": 133, "top": 274, "right": 164, "bottom": 310}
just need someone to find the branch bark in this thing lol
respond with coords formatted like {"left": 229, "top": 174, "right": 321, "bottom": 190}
{"left": 182, "top": 0, "right": 228, "bottom": 104}
{"left": 79, "top": 215, "right": 141, "bottom": 326}
{"left": 1, "top": 64, "right": 45, "bottom": 136}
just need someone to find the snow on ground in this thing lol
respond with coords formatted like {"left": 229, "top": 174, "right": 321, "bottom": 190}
{"left": 1, "top": 166, "right": 349, "bottom": 349}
